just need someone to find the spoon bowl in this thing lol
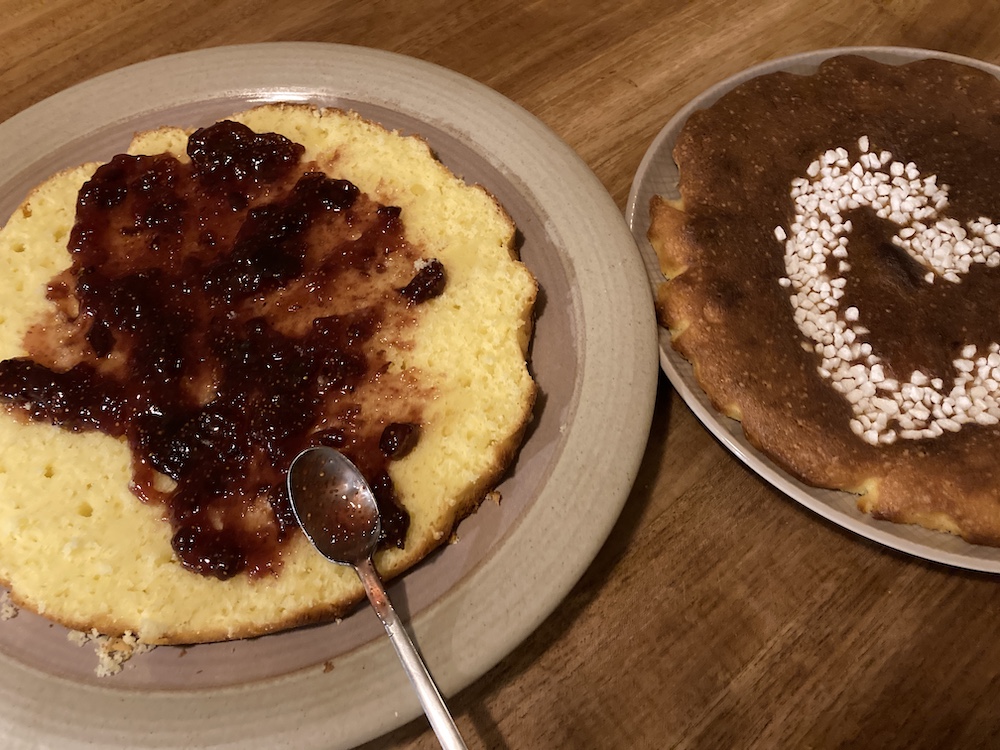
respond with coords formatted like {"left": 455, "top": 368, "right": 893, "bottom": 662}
{"left": 287, "top": 446, "right": 467, "bottom": 750}
{"left": 287, "top": 447, "right": 380, "bottom": 565}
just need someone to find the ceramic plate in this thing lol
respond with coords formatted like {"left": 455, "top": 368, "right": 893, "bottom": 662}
{"left": 0, "top": 43, "right": 658, "bottom": 748}
{"left": 627, "top": 46, "right": 1000, "bottom": 574}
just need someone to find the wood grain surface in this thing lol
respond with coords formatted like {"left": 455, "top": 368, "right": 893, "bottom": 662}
{"left": 4, "top": 1, "right": 1000, "bottom": 748}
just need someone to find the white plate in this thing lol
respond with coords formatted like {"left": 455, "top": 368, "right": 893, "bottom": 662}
{"left": 627, "top": 46, "right": 1000, "bottom": 574}
{"left": 0, "top": 43, "right": 659, "bottom": 748}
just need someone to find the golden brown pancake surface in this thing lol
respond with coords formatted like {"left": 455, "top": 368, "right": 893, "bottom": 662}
{"left": 650, "top": 55, "right": 1000, "bottom": 545}
{"left": 0, "top": 103, "right": 537, "bottom": 644}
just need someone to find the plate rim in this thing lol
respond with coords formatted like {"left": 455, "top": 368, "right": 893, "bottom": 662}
{"left": 626, "top": 44, "right": 1000, "bottom": 575}
{"left": 0, "top": 41, "right": 659, "bottom": 747}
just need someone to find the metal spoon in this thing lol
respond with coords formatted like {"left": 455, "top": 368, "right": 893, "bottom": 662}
{"left": 287, "top": 446, "right": 468, "bottom": 750}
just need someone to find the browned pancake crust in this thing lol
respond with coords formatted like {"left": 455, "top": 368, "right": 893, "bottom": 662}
{"left": 650, "top": 55, "right": 1000, "bottom": 545}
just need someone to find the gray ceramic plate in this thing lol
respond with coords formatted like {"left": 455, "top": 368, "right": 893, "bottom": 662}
{"left": 0, "top": 43, "right": 658, "bottom": 748}
{"left": 627, "top": 46, "right": 1000, "bottom": 574}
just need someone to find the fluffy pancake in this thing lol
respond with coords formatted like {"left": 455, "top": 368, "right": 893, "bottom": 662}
{"left": 0, "top": 103, "right": 537, "bottom": 643}
{"left": 650, "top": 55, "right": 1000, "bottom": 545}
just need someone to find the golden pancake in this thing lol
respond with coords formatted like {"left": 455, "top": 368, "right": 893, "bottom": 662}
{"left": 0, "top": 103, "right": 537, "bottom": 644}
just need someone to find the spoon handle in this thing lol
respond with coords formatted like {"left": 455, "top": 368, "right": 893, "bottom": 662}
{"left": 356, "top": 557, "right": 468, "bottom": 750}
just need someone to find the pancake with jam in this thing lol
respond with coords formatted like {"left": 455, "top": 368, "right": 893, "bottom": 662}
{"left": 0, "top": 103, "right": 537, "bottom": 644}
{"left": 649, "top": 55, "right": 1000, "bottom": 545}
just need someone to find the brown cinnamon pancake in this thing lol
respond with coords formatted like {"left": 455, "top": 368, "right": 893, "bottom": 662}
{"left": 649, "top": 55, "right": 1000, "bottom": 545}
{"left": 0, "top": 103, "right": 537, "bottom": 644}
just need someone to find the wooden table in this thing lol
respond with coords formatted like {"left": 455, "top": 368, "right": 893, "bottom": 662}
{"left": 3, "top": 1, "right": 1000, "bottom": 747}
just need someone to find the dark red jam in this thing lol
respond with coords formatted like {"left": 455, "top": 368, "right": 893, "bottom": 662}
{"left": 0, "top": 120, "right": 447, "bottom": 580}
{"left": 379, "top": 422, "right": 420, "bottom": 459}
{"left": 400, "top": 259, "right": 446, "bottom": 305}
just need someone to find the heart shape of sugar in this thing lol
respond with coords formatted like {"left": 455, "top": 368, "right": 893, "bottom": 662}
{"left": 778, "top": 137, "right": 1000, "bottom": 446}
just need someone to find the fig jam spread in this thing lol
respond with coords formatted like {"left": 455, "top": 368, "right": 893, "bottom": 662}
{"left": 0, "top": 120, "right": 447, "bottom": 580}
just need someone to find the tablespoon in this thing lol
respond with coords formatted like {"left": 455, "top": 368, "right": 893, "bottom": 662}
{"left": 287, "top": 446, "right": 468, "bottom": 750}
